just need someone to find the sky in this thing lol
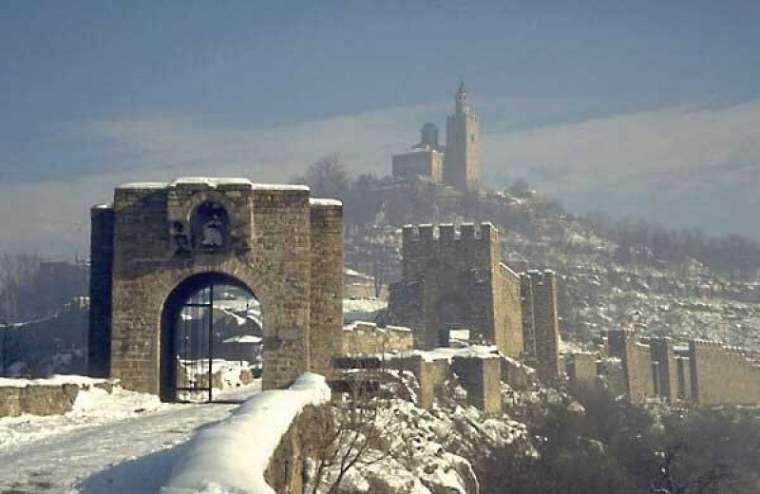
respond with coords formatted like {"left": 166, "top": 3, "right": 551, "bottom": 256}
{"left": 2, "top": 1, "right": 760, "bottom": 257}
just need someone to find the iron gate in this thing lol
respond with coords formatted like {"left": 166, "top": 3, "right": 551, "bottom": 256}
{"left": 174, "top": 285, "right": 215, "bottom": 403}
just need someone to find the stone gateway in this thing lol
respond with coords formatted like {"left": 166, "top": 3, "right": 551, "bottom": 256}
{"left": 88, "top": 177, "right": 343, "bottom": 400}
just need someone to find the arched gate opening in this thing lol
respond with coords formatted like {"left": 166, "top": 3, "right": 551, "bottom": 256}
{"left": 160, "top": 273, "right": 262, "bottom": 402}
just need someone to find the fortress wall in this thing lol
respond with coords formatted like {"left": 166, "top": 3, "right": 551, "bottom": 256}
{"left": 520, "top": 274, "right": 536, "bottom": 362}
{"left": 451, "top": 356, "right": 502, "bottom": 416}
{"left": 601, "top": 358, "right": 627, "bottom": 397}
{"left": 340, "top": 322, "right": 414, "bottom": 355}
{"left": 400, "top": 223, "right": 494, "bottom": 282}
{"left": 650, "top": 338, "right": 679, "bottom": 402}
{"left": 394, "top": 223, "right": 499, "bottom": 350}
{"left": 608, "top": 330, "right": 657, "bottom": 403}
{"left": 689, "top": 340, "right": 760, "bottom": 405}
{"left": 675, "top": 356, "right": 692, "bottom": 401}
{"left": 386, "top": 281, "right": 424, "bottom": 342}
{"left": 567, "top": 352, "right": 599, "bottom": 388}
{"left": 493, "top": 263, "right": 524, "bottom": 358}
{"left": 308, "top": 200, "right": 344, "bottom": 379}
{"left": 389, "top": 355, "right": 450, "bottom": 410}
{"left": 522, "top": 270, "right": 561, "bottom": 380}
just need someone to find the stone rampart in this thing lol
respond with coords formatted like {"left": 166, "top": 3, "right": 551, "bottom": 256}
{"left": 650, "top": 338, "right": 680, "bottom": 402}
{"left": 389, "top": 355, "right": 450, "bottom": 410}
{"left": 608, "top": 330, "right": 657, "bottom": 403}
{"left": 340, "top": 321, "right": 414, "bottom": 355}
{"left": 689, "top": 340, "right": 760, "bottom": 405}
{"left": 494, "top": 263, "right": 524, "bottom": 359}
{"left": 264, "top": 405, "right": 334, "bottom": 494}
{"left": 521, "top": 270, "right": 561, "bottom": 380}
{"left": 452, "top": 356, "right": 502, "bottom": 416}
{"left": 0, "top": 377, "right": 114, "bottom": 417}
{"left": 566, "top": 352, "right": 599, "bottom": 388}
{"left": 390, "top": 350, "right": 504, "bottom": 415}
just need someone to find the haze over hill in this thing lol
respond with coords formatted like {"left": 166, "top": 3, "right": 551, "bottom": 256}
{"left": 4, "top": 97, "right": 760, "bottom": 256}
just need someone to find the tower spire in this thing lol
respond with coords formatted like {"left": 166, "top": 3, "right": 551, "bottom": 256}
{"left": 455, "top": 81, "right": 469, "bottom": 115}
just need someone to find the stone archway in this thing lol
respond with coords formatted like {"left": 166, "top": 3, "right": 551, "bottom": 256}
{"left": 88, "top": 178, "right": 343, "bottom": 398}
{"left": 159, "top": 272, "right": 259, "bottom": 402}
{"left": 434, "top": 294, "right": 470, "bottom": 346}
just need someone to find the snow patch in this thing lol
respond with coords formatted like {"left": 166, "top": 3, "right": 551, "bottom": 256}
{"left": 0, "top": 374, "right": 112, "bottom": 389}
{"left": 163, "top": 372, "right": 331, "bottom": 494}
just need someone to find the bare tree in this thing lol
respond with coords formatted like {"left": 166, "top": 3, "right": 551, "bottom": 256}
{"left": 651, "top": 442, "right": 733, "bottom": 494}
{"left": 0, "top": 252, "right": 41, "bottom": 323}
{"left": 308, "top": 355, "right": 408, "bottom": 494}
{"left": 292, "top": 154, "right": 350, "bottom": 201}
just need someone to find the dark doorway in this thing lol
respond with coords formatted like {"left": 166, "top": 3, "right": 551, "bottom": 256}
{"left": 160, "top": 273, "right": 261, "bottom": 402}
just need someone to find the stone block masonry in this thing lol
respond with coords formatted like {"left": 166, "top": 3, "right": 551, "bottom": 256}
{"left": 452, "top": 356, "right": 502, "bottom": 416}
{"left": 566, "top": 352, "right": 599, "bottom": 388}
{"left": 0, "top": 377, "right": 114, "bottom": 417}
{"left": 88, "top": 178, "right": 344, "bottom": 400}
{"left": 388, "top": 349, "right": 505, "bottom": 415}
{"left": 603, "top": 330, "right": 760, "bottom": 406}
{"left": 608, "top": 330, "right": 657, "bottom": 403}
{"left": 341, "top": 321, "right": 414, "bottom": 355}
{"left": 689, "top": 340, "right": 760, "bottom": 405}
{"left": 520, "top": 270, "right": 561, "bottom": 380}
{"left": 387, "top": 222, "right": 523, "bottom": 358}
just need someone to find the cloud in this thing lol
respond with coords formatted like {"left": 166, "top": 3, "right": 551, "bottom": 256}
{"left": 3, "top": 98, "right": 760, "bottom": 257}
{"left": 0, "top": 103, "right": 444, "bottom": 256}
{"left": 483, "top": 100, "right": 760, "bottom": 235}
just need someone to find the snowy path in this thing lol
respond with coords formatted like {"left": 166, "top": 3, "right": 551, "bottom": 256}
{"left": 0, "top": 385, "right": 260, "bottom": 494}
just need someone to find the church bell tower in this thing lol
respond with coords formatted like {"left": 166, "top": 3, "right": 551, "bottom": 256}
{"left": 444, "top": 82, "right": 480, "bottom": 192}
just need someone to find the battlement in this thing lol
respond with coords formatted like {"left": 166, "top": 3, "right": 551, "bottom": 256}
{"left": 401, "top": 222, "right": 500, "bottom": 283}
{"left": 402, "top": 222, "right": 496, "bottom": 244}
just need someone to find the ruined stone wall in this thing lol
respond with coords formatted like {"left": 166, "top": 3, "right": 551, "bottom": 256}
{"left": 93, "top": 178, "right": 344, "bottom": 398}
{"left": 567, "top": 352, "right": 599, "bottom": 388}
{"left": 388, "top": 223, "right": 523, "bottom": 357}
{"left": 390, "top": 353, "right": 502, "bottom": 414}
{"left": 675, "top": 356, "right": 692, "bottom": 401}
{"left": 0, "top": 379, "right": 114, "bottom": 417}
{"left": 601, "top": 357, "right": 627, "bottom": 397}
{"left": 521, "top": 270, "right": 561, "bottom": 380}
{"left": 650, "top": 338, "right": 679, "bottom": 402}
{"left": 340, "top": 321, "right": 414, "bottom": 355}
{"left": 452, "top": 356, "right": 502, "bottom": 416}
{"left": 608, "top": 330, "right": 657, "bottom": 403}
{"left": 689, "top": 340, "right": 760, "bottom": 405}
{"left": 264, "top": 404, "right": 334, "bottom": 494}
{"left": 520, "top": 274, "right": 536, "bottom": 362}
{"left": 309, "top": 200, "right": 344, "bottom": 379}
{"left": 493, "top": 264, "right": 523, "bottom": 358}
{"left": 389, "top": 355, "right": 450, "bottom": 410}
{"left": 88, "top": 205, "right": 114, "bottom": 377}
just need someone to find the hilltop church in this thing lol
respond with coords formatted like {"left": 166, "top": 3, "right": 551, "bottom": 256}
{"left": 392, "top": 83, "right": 481, "bottom": 192}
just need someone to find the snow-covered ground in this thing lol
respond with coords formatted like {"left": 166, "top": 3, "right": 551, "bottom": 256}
{"left": 0, "top": 381, "right": 261, "bottom": 493}
{"left": 343, "top": 298, "right": 387, "bottom": 323}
